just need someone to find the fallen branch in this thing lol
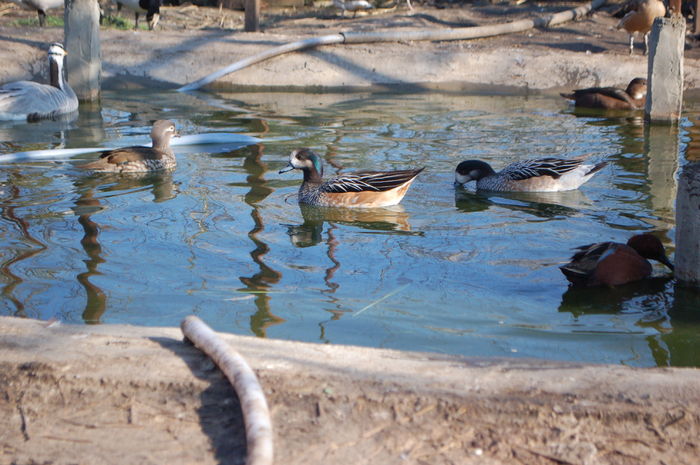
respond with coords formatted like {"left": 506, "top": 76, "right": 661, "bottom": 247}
{"left": 181, "top": 315, "right": 273, "bottom": 465}
{"left": 177, "top": 0, "right": 607, "bottom": 91}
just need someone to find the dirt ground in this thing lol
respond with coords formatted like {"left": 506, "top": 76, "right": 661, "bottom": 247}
{"left": 2, "top": 3, "right": 700, "bottom": 464}
{"left": 0, "top": 0, "right": 699, "bottom": 91}
{"left": 2, "top": 316, "right": 700, "bottom": 465}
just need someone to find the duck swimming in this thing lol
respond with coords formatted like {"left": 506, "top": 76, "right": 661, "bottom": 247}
{"left": 454, "top": 157, "right": 607, "bottom": 192}
{"left": 0, "top": 43, "right": 78, "bottom": 122}
{"left": 279, "top": 148, "right": 424, "bottom": 208}
{"left": 80, "top": 120, "right": 179, "bottom": 173}
{"left": 560, "top": 78, "right": 647, "bottom": 110}
{"left": 560, "top": 234, "right": 674, "bottom": 287}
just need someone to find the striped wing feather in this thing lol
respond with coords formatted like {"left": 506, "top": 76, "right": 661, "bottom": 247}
{"left": 503, "top": 158, "right": 583, "bottom": 181}
{"left": 560, "top": 242, "right": 613, "bottom": 277}
{"left": 321, "top": 168, "right": 424, "bottom": 194}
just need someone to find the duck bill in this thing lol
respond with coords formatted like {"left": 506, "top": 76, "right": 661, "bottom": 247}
{"left": 659, "top": 256, "right": 675, "bottom": 271}
{"left": 279, "top": 164, "right": 295, "bottom": 174}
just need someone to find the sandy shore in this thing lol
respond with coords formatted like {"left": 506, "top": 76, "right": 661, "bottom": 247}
{"left": 2, "top": 316, "right": 700, "bottom": 465}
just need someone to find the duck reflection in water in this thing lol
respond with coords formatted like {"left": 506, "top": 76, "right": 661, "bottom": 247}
{"left": 81, "top": 170, "right": 179, "bottom": 203}
{"left": 287, "top": 203, "right": 415, "bottom": 248}
{"left": 454, "top": 188, "right": 590, "bottom": 219}
{"left": 559, "top": 276, "right": 673, "bottom": 319}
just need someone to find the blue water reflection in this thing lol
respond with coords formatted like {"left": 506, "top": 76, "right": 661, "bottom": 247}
{"left": 0, "top": 89, "right": 697, "bottom": 367}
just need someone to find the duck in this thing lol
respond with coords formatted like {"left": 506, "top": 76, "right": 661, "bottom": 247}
{"left": 114, "top": 0, "right": 161, "bottom": 30}
{"left": 560, "top": 78, "right": 647, "bottom": 110}
{"left": 454, "top": 157, "right": 607, "bottom": 192}
{"left": 616, "top": 0, "right": 666, "bottom": 55}
{"left": 560, "top": 233, "right": 674, "bottom": 287}
{"left": 80, "top": 120, "right": 179, "bottom": 173}
{"left": 0, "top": 43, "right": 78, "bottom": 122}
{"left": 7, "top": 0, "right": 63, "bottom": 26}
{"left": 279, "top": 148, "right": 424, "bottom": 208}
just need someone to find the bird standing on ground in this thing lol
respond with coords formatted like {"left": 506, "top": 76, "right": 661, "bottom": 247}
{"left": 560, "top": 234, "right": 674, "bottom": 287}
{"left": 114, "top": 0, "right": 162, "bottom": 30}
{"left": 454, "top": 157, "right": 607, "bottom": 192}
{"left": 7, "top": 0, "right": 63, "bottom": 26}
{"left": 0, "top": 43, "right": 78, "bottom": 122}
{"left": 80, "top": 120, "right": 179, "bottom": 173}
{"left": 279, "top": 148, "right": 423, "bottom": 208}
{"left": 616, "top": 0, "right": 666, "bottom": 55}
{"left": 560, "top": 78, "right": 647, "bottom": 110}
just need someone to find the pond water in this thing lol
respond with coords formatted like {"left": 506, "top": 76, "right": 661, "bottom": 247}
{"left": 1, "top": 88, "right": 699, "bottom": 367}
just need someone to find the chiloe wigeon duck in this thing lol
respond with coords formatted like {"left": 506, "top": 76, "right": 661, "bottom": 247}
{"left": 279, "top": 148, "right": 424, "bottom": 208}
{"left": 454, "top": 157, "right": 607, "bottom": 192}
{"left": 560, "top": 78, "right": 647, "bottom": 110}
{"left": 616, "top": 0, "right": 666, "bottom": 55}
{"left": 80, "top": 120, "right": 179, "bottom": 173}
{"left": 0, "top": 43, "right": 78, "bottom": 122}
{"left": 560, "top": 233, "right": 674, "bottom": 287}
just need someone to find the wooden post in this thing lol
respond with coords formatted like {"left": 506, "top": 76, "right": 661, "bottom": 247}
{"left": 244, "top": 0, "right": 260, "bottom": 32}
{"left": 675, "top": 163, "right": 700, "bottom": 286}
{"left": 64, "top": 0, "right": 101, "bottom": 101}
{"left": 645, "top": 15, "right": 685, "bottom": 122}
{"left": 244, "top": 0, "right": 259, "bottom": 32}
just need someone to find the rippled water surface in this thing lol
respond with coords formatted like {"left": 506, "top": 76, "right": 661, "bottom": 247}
{"left": 1, "top": 89, "right": 699, "bottom": 367}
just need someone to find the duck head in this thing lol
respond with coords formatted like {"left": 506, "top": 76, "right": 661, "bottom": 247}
{"left": 150, "top": 120, "right": 179, "bottom": 149}
{"left": 454, "top": 160, "right": 496, "bottom": 187}
{"left": 627, "top": 233, "right": 674, "bottom": 270}
{"left": 626, "top": 77, "right": 647, "bottom": 100}
{"left": 279, "top": 148, "right": 324, "bottom": 181}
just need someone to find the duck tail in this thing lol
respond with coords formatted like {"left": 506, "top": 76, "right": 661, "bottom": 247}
{"left": 585, "top": 161, "right": 608, "bottom": 176}
{"left": 560, "top": 92, "right": 575, "bottom": 100}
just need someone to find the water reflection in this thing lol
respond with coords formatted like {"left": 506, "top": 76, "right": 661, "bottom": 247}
{"left": 455, "top": 189, "right": 590, "bottom": 219}
{"left": 237, "top": 144, "right": 285, "bottom": 337}
{"left": 0, "top": 181, "right": 47, "bottom": 316}
{"left": 558, "top": 277, "right": 673, "bottom": 317}
{"left": 71, "top": 172, "right": 181, "bottom": 323}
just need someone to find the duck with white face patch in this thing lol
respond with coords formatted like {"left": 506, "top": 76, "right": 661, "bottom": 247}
{"left": 280, "top": 148, "right": 424, "bottom": 208}
{"left": 454, "top": 157, "right": 607, "bottom": 193}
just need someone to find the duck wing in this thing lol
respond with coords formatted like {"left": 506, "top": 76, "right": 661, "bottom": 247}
{"left": 80, "top": 146, "right": 162, "bottom": 170}
{"left": 559, "top": 242, "right": 616, "bottom": 283}
{"left": 501, "top": 158, "right": 584, "bottom": 181}
{"left": 321, "top": 168, "right": 424, "bottom": 193}
{"left": 573, "top": 87, "right": 635, "bottom": 105}
{"left": 0, "top": 81, "right": 77, "bottom": 120}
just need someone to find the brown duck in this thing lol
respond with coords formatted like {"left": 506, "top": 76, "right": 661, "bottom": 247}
{"left": 81, "top": 120, "right": 179, "bottom": 173}
{"left": 560, "top": 78, "right": 647, "bottom": 110}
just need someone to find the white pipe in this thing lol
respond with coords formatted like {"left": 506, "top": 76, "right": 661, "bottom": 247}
{"left": 177, "top": 0, "right": 607, "bottom": 92}
{"left": 0, "top": 133, "right": 261, "bottom": 163}
{"left": 178, "top": 34, "right": 345, "bottom": 92}
{"left": 181, "top": 315, "right": 274, "bottom": 465}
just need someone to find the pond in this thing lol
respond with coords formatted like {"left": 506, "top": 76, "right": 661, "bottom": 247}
{"left": 1, "top": 88, "right": 699, "bottom": 368}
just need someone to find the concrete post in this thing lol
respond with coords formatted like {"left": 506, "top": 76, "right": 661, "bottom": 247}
{"left": 675, "top": 164, "right": 700, "bottom": 286}
{"left": 645, "top": 16, "right": 685, "bottom": 122}
{"left": 64, "top": 0, "right": 101, "bottom": 102}
{"left": 244, "top": 0, "right": 260, "bottom": 32}
{"left": 645, "top": 124, "right": 679, "bottom": 225}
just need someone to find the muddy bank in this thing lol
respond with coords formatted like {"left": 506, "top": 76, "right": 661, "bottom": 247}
{"left": 1, "top": 3, "right": 700, "bottom": 91}
{"left": 1, "top": 316, "right": 699, "bottom": 465}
